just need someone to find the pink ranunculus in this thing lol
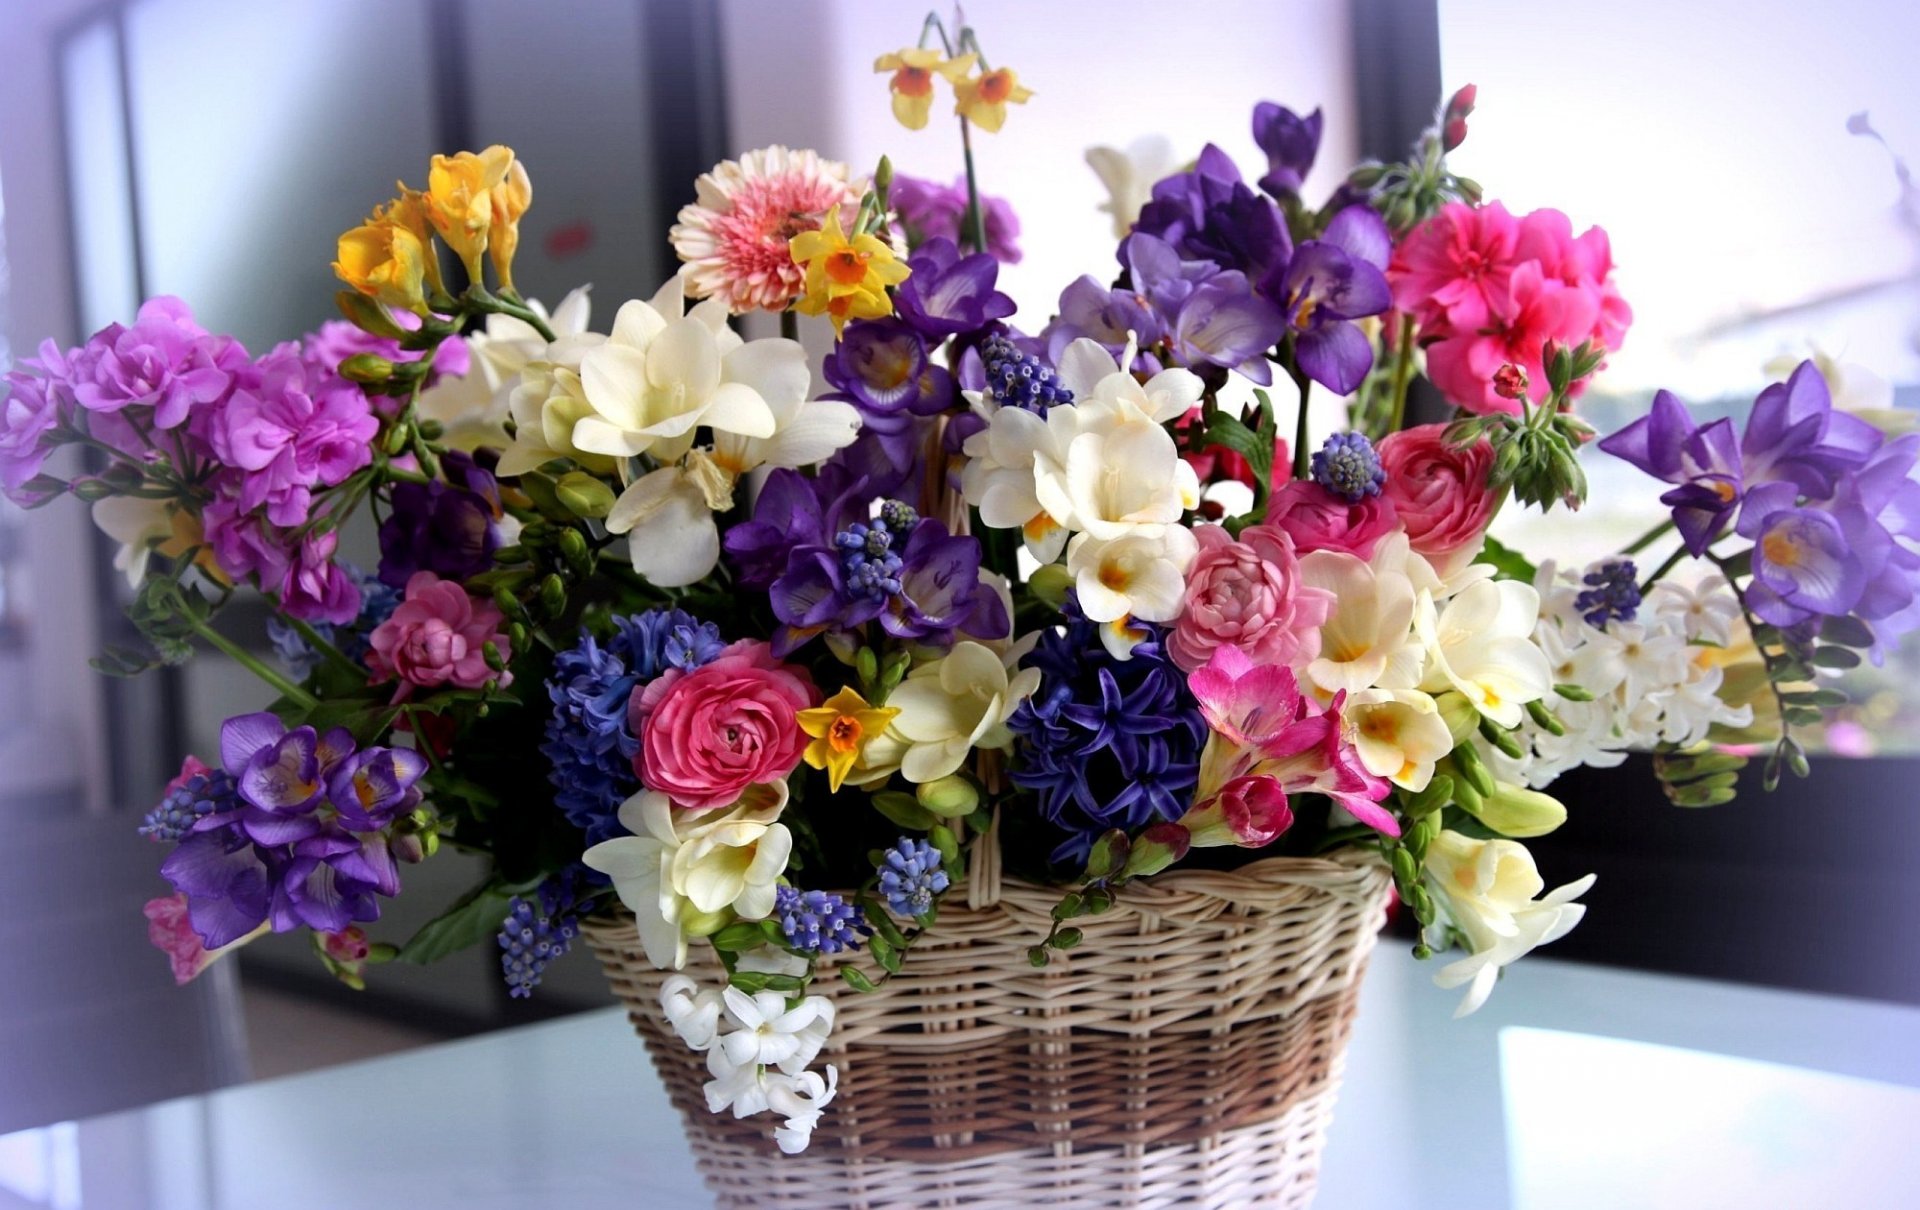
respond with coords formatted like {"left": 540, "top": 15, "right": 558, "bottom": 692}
{"left": 630, "top": 639, "right": 818, "bottom": 811}
{"left": 1265, "top": 479, "right": 1399, "bottom": 560}
{"left": 1169, "top": 522, "right": 1334, "bottom": 673}
{"left": 367, "top": 571, "right": 512, "bottom": 692}
{"left": 144, "top": 893, "right": 262, "bottom": 985}
{"left": 1378, "top": 424, "right": 1501, "bottom": 577}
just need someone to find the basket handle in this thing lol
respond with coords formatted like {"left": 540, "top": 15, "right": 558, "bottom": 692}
{"left": 966, "top": 803, "right": 1003, "bottom": 908}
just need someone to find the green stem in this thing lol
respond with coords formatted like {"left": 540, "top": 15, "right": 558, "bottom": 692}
{"left": 1638, "top": 542, "right": 1690, "bottom": 594}
{"left": 1620, "top": 518, "right": 1676, "bottom": 557}
{"left": 465, "top": 289, "right": 556, "bottom": 342}
{"left": 1707, "top": 552, "right": 1794, "bottom": 745}
{"left": 1385, "top": 313, "right": 1417, "bottom": 435}
{"left": 287, "top": 616, "right": 365, "bottom": 680}
{"left": 780, "top": 307, "right": 799, "bottom": 343}
{"left": 1289, "top": 358, "right": 1313, "bottom": 482}
{"left": 191, "top": 617, "right": 318, "bottom": 710}
{"left": 958, "top": 116, "right": 988, "bottom": 257}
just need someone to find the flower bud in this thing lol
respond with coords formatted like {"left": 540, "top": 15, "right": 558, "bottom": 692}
{"left": 1434, "top": 692, "right": 1480, "bottom": 745}
{"left": 1492, "top": 363, "right": 1529, "bottom": 401}
{"left": 1028, "top": 562, "right": 1073, "bottom": 609}
{"left": 553, "top": 471, "right": 614, "bottom": 519}
{"left": 70, "top": 478, "right": 115, "bottom": 502}
{"left": 539, "top": 573, "right": 567, "bottom": 618}
{"left": 334, "top": 289, "right": 407, "bottom": 339}
{"left": 339, "top": 353, "right": 395, "bottom": 385}
{"left": 1121, "top": 823, "right": 1191, "bottom": 877}
{"left": 389, "top": 833, "right": 427, "bottom": 864}
{"left": 1182, "top": 775, "right": 1294, "bottom": 848}
{"left": 681, "top": 906, "right": 734, "bottom": 937}
{"left": 1450, "top": 740, "right": 1497, "bottom": 798}
{"left": 916, "top": 774, "right": 979, "bottom": 819}
{"left": 1464, "top": 781, "right": 1568, "bottom": 838}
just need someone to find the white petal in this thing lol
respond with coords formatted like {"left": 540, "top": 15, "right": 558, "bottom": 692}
{"left": 724, "top": 339, "right": 811, "bottom": 417}
{"left": 700, "top": 381, "right": 779, "bottom": 440}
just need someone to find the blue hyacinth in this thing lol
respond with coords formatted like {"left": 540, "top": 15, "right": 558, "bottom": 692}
{"left": 1007, "top": 598, "right": 1207, "bottom": 864}
{"left": 608, "top": 608, "right": 725, "bottom": 682}
{"left": 877, "top": 838, "right": 949, "bottom": 918}
{"left": 498, "top": 876, "right": 582, "bottom": 998}
{"left": 981, "top": 333, "right": 1073, "bottom": 412}
{"left": 775, "top": 886, "right": 869, "bottom": 954}
{"left": 139, "top": 767, "right": 240, "bottom": 843}
{"left": 1575, "top": 559, "right": 1641, "bottom": 629}
{"left": 1311, "top": 432, "right": 1387, "bottom": 503}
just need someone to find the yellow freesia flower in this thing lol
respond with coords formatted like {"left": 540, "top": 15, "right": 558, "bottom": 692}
{"left": 953, "top": 66, "right": 1034, "bottom": 134}
{"left": 789, "top": 209, "right": 910, "bottom": 335}
{"left": 333, "top": 217, "right": 430, "bottom": 315}
{"left": 797, "top": 686, "right": 902, "bottom": 792}
{"left": 373, "top": 188, "right": 446, "bottom": 294}
{"left": 873, "top": 47, "right": 975, "bottom": 130}
{"left": 488, "top": 158, "right": 532, "bottom": 291}
{"left": 426, "top": 145, "right": 516, "bottom": 281}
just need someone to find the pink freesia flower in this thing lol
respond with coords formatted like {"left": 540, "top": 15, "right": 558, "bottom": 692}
{"left": 1182, "top": 774, "right": 1295, "bottom": 847}
{"left": 1170, "top": 522, "right": 1333, "bottom": 672}
{"left": 630, "top": 639, "right": 818, "bottom": 811}
{"left": 1265, "top": 479, "right": 1399, "bottom": 559}
{"left": 202, "top": 494, "right": 291, "bottom": 586}
{"left": 1378, "top": 424, "right": 1501, "bottom": 577}
{"left": 367, "top": 571, "right": 512, "bottom": 693}
{"left": 200, "top": 346, "right": 377, "bottom": 526}
{"left": 144, "top": 893, "right": 264, "bottom": 985}
{"left": 74, "top": 296, "right": 236, "bottom": 430}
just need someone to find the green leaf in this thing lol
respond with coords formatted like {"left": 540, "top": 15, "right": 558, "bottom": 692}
{"left": 709, "top": 922, "right": 769, "bottom": 952}
{"left": 841, "top": 966, "right": 878, "bottom": 992}
{"left": 1780, "top": 688, "right": 1847, "bottom": 708}
{"left": 1810, "top": 646, "right": 1862, "bottom": 669}
{"left": 865, "top": 904, "right": 908, "bottom": 948}
{"left": 1476, "top": 536, "right": 1538, "bottom": 582}
{"left": 395, "top": 881, "right": 516, "bottom": 964}
{"left": 869, "top": 936, "right": 902, "bottom": 974}
{"left": 1819, "top": 615, "right": 1875, "bottom": 649}
{"left": 870, "top": 791, "right": 936, "bottom": 831}
{"left": 1200, "top": 413, "right": 1273, "bottom": 479}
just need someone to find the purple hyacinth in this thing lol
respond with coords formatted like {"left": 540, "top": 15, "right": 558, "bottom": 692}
{"left": 1311, "top": 432, "right": 1386, "bottom": 502}
{"left": 1574, "top": 559, "right": 1641, "bottom": 628}
{"left": 1253, "top": 102, "right": 1324, "bottom": 199}
{"left": 877, "top": 838, "right": 949, "bottom": 918}
{"left": 891, "top": 237, "right": 1016, "bottom": 341}
{"left": 980, "top": 333, "right": 1073, "bottom": 412}
{"left": 835, "top": 521, "right": 905, "bottom": 599}
{"left": 774, "top": 886, "right": 869, "bottom": 954}
{"left": 1262, "top": 205, "right": 1394, "bottom": 395}
{"left": 377, "top": 450, "right": 503, "bottom": 588}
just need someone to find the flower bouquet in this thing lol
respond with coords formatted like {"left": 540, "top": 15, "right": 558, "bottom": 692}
{"left": 7, "top": 10, "right": 1914, "bottom": 1207}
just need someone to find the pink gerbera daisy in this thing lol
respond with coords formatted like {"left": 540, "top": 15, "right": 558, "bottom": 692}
{"left": 670, "top": 146, "right": 861, "bottom": 314}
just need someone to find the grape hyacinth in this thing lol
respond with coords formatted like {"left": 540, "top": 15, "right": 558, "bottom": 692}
{"left": 498, "top": 878, "right": 582, "bottom": 999}
{"left": 878, "top": 499, "right": 918, "bottom": 535}
{"left": 877, "top": 838, "right": 949, "bottom": 918}
{"left": 833, "top": 522, "right": 905, "bottom": 599}
{"left": 139, "top": 766, "right": 240, "bottom": 842}
{"left": 1311, "top": 431, "right": 1387, "bottom": 502}
{"left": 1575, "top": 559, "right": 1641, "bottom": 629}
{"left": 981, "top": 333, "right": 1073, "bottom": 412}
{"left": 774, "top": 886, "right": 869, "bottom": 954}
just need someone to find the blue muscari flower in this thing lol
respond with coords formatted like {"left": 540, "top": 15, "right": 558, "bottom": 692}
{"left": 1575, "top": 559, "right": 1641, "bottom": 629}
{"left": 834, "top": 522, "right": 905, "bottom": 599}
{"left": 879, "top": 499, "right": 919, "bottom": 535}
{"left": 877, "top": 838, "right": 949, "bottom": 918}
{"left": 139, "top": 767, "right": 240, "bottom": 842}
{"left": 1311, "top": 431, "right": 1387, "bottom": 503}
{"left": 1007, "top": 598, "right": 1207, "bottom": 864}
{"left": 981, "top": 333, "right": 1073, "bottom": 412}
{"left": 775, "top": 886, "right": 869, "bottom": 954}
{"left": 498, "top": 875, "right": 582, "bottom": 999}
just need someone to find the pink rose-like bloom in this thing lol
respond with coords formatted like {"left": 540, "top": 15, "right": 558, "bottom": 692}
{"left": 144, "top": 893, "right": 261, "bottom": 985}
{"left": 1266, "top": 479, "right": 1399, "bottom": 560}
{"left": 368, "top": 571, "right": 512, "bottom": 692}
{"left": 1170, "top": 523, "right": 1335, "bottom": 673}
{"left": 75, "top": 296, "right": 238, "bottom": 430}
{"left": 202, "top": 493, "right": 290, "bottom": 586}
{"left": 1390, "top": 200, "right": 1521, "bottom": 332}
{"left": 1378, "top": 424, "right": 1501, "bottom": 577}
{"left": 630, "top": 639, "right": 819, "bottom": 811}
{"left": 0, "top": 363, "right": 67, "bottom": 502}
{"left": 201, "top": 346, "right": 377, "bottom": 526}
{"left": 279, "top": 528, "right": 363, "bottom": 626}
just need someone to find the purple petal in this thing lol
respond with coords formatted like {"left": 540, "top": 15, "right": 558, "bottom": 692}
{"left": 219, "top": 711, "right": 286, "bottom": 772}
{"left": 1294, "top": 322, "right": 1375, "bottom": 395}
{"left": 1320, "top": 205, "right": 1393, "bottom": 270}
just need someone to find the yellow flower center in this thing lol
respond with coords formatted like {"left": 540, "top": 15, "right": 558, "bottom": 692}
{"left": 1098, "top": 561, "right": 1131, "bottom": 591}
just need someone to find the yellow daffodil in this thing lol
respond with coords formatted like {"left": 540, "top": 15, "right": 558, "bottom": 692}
{"left": 333, "top": 216, "right": 430, "bottom": 315}
{"left": 953, "top": 66, "right": 1033, "bottom": 134}
{"left": 488, "top": 159, "right": 532, "bottom": 291}
{"left": 425, "top": 145, "right": 516, "bottom": 280}
{"left": 797, "top": 686, "right": 901, "bottom": 792}
{"left": 789, "top": 209, "right": 909, "bottom": 335}
{"left": 873, "top": 47, "right": 975, "bottom": 130}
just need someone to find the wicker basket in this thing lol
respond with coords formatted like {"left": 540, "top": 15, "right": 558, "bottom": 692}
{"left": 584, "top": 844, "right": 1392, "bottom": 1208}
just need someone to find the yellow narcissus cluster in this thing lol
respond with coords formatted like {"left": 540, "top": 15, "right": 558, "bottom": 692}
{"left": 873, "top": 45, "right": 1031, "bottom": 133}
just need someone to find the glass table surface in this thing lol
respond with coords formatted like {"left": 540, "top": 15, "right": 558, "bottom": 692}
{"left": 4, "top": 947, "right": 1917, "bottom": 1209}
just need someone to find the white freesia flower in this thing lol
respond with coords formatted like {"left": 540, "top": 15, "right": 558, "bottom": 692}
{"left": 418, "top": 286, "right": 594, "bottom": 448}
{"left": 1423, "top": 830, "right": 1595, "bottom": 1016}
{"left": 660, "top": 974, "right": 725, "bottom": 1050}
{"left": 1297, "top": 549, "right": 1423, "bottom": 698}
{"left": 881, "top": 640, "right": 1042, "bottom": 783}
{"left": 573, "top": 279, "right": 781, "bottom": 461}
{"left": 1086, "top": 136, "right": 1178, "bottom": 239}
{"left": 604, "top": 463, "right": 723, "bottom": 587}
{"left": 1347, "top": 689, "right": 1454, "bottom": 791}
{"left": 717, "top": 987, "right": 835, "bottom": 1073}
{"left": 1053, "top": 336, "right": 1204, "bottom": 425}
{"left": 1066, "top": 526, "right": 1198, "bottom": 624}
{"left": 581, "top": 785, "right": 791, "bottom": 970}
{"left": 960, "top": 403, "right": 1069, "bottom": 563}
{"left": 494, "top": 331, "right": 613, "bottom": 477}
{"left": 1415, "top": 579, "right": 1552, "bottom": 728}
{"left": 91, "top": 496, "right": 198, "bottom": 588}
{"left": 1036, "top": 410, "right": 1198, "bottom": 542}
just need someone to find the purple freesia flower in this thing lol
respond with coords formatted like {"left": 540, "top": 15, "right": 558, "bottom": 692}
{"left": 1042, "top": 276, "right": 1166, "bottom": 372}
{"left": 885, "top": 519, "right": 1009, "bottom": 644}
{"left": 221, "top": 712, "right": 353, "bottom": 844}
{"left": 1737, "top": 485, "right": 1882, "bottom": 625}
{"left": 1262, "top": 205, "right": 1393, "bottom": 394}
{"left": 200, "top": 345, "right": 377, "bottom": 526}
{"left": 1126, "top": 233, "right": 1287, "bottom": 384}
{"left": 378, "top": 449, "right": 502, "bottom": 588}
{"left": 821, "top": 319, "right": 955, "bottom": 428}
{"left": 1130, "top": 145, "right": 1292, "bottom": 284}
{"left": 160, "top": 824, "right": 276, "bottom": 948}
{"left": 1253, "top": 102, "right": 1323, "bottom": 198}
{"left": 73, "top": 297, "right": 237, "bottom": 430}
{"left": 326, "top": 746, "right": 428, "bottom": 831}
{"left": 1597, "top": 389, "right": 1745, "bottom": 555}
{"left": 1740, "top": 360, "right": 1883, "bottom": 496}
{"left": 725, "top": 465, "right": 868, "bottom": 588}
{"left": 891, "top": 173, "right": 1023, "bottom": 264}
{"left": 892, "top": 237, "right": 1015, "bottom": 341}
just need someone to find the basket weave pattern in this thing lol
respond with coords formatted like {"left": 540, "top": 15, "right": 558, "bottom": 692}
{"left": 585, "top": 851, "right": 1391, "bottom": 1208}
